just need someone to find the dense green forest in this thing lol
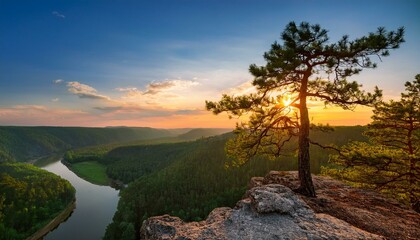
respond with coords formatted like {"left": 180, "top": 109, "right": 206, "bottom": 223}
{"left": 64, "top": 128, "right": 232, "bottom": 183}
{"left": 0, "top": 126, "right": 178, "bottom": 162}
{"left": 0, "top": 162, "right": 75, "bottom": 240}
{"left": 66, "top": 126, "right": 366, "bottom": 185}
{"left": 0, "top": 126, "right": 367, "bottom": 240}
{"left": 0, "top": 127, "right": 233, "bottom": 239}
{"left": 101, "top": 126, "right": 367, "bottom": 240}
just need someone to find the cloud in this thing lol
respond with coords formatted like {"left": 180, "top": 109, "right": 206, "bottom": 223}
{"left": 115, "top": 87, "right": 138, "bottom": 92}
{"left": 115, "top": 87, "right": 142, "bottom": 99}
{"left": 93, "top": 106, "right": 124, "bottom": 112}
{"left": 53, "top": 79, "right": 64, "bottom": 84}
{"left": 52, "top": 11, "right": 65, "bottom": 19}
{"left": 51, "top": 98, "right": 60, "bottom": 102}
{"left": 0, "top": 105, "right": 95, "bottom": 126}
{"left": 67, "top": 81, "right": 111, "bottom": 100}
{"left": 117, "top": 79, "right": 200, "bottom": 100}
{"left": 174, "top": 109, "right": 202, "bottom": 115}
{"left": 13, "top": 105, "right": 47, "bottom": 111}
{"left": 224, "top": 81, "right": 256, "bottom": 96}
{"left": 92, "top": 103, "right": 203, "bottom": 119}
{"left": 144, "top": 79, "right": 199, "bottom": 95}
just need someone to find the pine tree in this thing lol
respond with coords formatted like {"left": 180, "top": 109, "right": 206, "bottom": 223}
{"left": 324, "top": 75, "right": 419, "bottom": 210}
{"left": 206, "top": 21, "right": 404, "bottom": 197}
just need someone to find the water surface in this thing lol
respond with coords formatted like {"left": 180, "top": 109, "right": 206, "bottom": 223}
{"left": 42, "top": 160, "right": 119, "bottom": 240}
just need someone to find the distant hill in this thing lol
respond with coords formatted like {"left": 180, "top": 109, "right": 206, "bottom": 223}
{"left": 165, "top": 128, "right": 194, "bottom": 136}
{"left": 64, "top": 130, "right": 232, "bottom": 183}
{"left": 0, "top": 127, "right": 236, "bottom": 163}
{"left": 0, "top": 126, "right": 176, "bottom": 162}
{"left": 177, "top": 128, "right": 232, "bottom": 140}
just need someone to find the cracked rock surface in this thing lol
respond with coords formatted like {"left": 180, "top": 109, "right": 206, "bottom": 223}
{"left": 141, "top": 185, "right": 379, "bottom": 239}
{"left": 140, "top": 171, "right": 420, "bottom": 240}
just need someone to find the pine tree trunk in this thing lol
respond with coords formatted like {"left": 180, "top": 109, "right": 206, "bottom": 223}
{"left": 297, "top": 75, "right": 316, "bottom": 197}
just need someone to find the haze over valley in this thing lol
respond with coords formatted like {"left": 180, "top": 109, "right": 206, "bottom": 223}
{"left": 0, "top": 1, "right": 419, "bottom": 239}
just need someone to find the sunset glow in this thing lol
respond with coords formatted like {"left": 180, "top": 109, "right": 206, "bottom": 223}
{"left": 282, "top": 95, "right": 293, "bottom": 107}
{"left": 0, "top": 1, "right": 419, "bottom": 128}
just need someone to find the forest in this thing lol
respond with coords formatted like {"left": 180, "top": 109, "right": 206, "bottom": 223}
{"left": 98, "top": 119, "right": 416, "bottom": 240}
{"left": 0, "top": 127, "right": 232, "bottom": 239}
{"left": 0, "top": 162, "right": 75, "bottom": 240}
{"left": 64, "top": 128, "right": 232, "bottom": 183}
{"left": 0, "top": 122, "right": 416, "bottom": 240}
{"left": 0, "top": 126, "right": 178, "bottom": 163}
{"left": 59, "top": 126, "right": 366, "bottom": 240}
{"left": 0, "top": 2, "right": 418, "bottom": 239}
{"left": 0, "top": 77, "right": 417, "bottom": 240}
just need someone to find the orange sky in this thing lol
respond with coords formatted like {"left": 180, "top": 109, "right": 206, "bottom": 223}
{"left": 1, "top": 1, "right": 418, "bottom": 128}
{"left": 0, "top": 103, "right": 374, "bottom": 128}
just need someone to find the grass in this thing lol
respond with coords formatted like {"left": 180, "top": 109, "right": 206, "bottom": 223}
{"left": 70, "top": 161, "right": 109, "bottom": 185}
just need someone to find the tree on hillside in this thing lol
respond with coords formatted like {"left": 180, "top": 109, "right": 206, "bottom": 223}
{"left": 324, "top": 75, "right": 419, "bottom": 211}
{"left": 206, "top": 21, "right": 404, "bottom": 197}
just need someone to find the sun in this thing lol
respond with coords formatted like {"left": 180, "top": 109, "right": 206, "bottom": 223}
{"left": 282, "top": 94, "right": 292, "bottom": 106}
{"left": 274, "top": 94, "right": 294, "bottom": 109}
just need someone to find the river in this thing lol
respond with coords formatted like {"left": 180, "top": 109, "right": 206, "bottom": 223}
{"left": 41, "top": 160, "right": 120, "bottom": 240}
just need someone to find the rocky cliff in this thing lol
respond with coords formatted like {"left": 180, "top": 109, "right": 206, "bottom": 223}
{"left": 140, "top": 171, "right": 420, "bottom": 239}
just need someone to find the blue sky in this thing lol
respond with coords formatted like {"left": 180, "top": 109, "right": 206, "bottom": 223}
{"left": 0, "top": 0, "right": 419, "bottom": 127}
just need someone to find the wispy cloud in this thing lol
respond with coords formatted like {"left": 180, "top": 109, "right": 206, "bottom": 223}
{"left": 92, "top": 103, "right": 204, "bottom": 120}
{"left": 93, "top": 106, "right": 124, "bottom": 112}
{"left": 144, "top": 79, "right": 199, "bottom": 95}
{"left": 115, "top": 87, "right": 138, "bottom": 92}
{"left": 13, "top": 105, "right": 48, "bottom": 111}
{"left": 0, "top": 105, "right": 94, "bottom": 126}
{"left": 224, "top": 81, "right": 256, "bottom": 96}
{"left": 51, "top": 98, "right": 60, "bottom": 102}
{"left": 67, "top": 81, "right": 111, "bottom": 100}
{"left": 53, "top": 79, "right": 64, "bottom": 84}
{"left": 52, "top": 11, "right": 65, "bottom": 19}
{"left": 117, "top": 79, "right": 199, "bottom": 98}
{"left": 115, "top": 87, "right": 141, "bottom": 98}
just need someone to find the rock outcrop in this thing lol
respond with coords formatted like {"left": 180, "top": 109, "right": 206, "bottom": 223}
{"left": 140, "top": 171, "right": 420, "bottom": 240}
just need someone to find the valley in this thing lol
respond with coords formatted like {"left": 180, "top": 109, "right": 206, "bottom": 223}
{"left": 1, "top": 3, "right": 418, "bottom": 239}
{"left": 40, "top": 159, "right": 119, "bottom": 240}
{"left": 0, "top": 127, "right": 233, "bottom": 239}
{"left": 0, "top": 125, "right": 416, "bottom": 239}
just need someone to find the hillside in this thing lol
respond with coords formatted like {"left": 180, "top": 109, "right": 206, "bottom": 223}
{"left": 67, "top": 126, "right": 367, "bottom": 185}
{"left": 64, "top": 128, "right": 234, "bottom": 183}
{"left": 0, "top": 126, "right": 176, "bottom": 162}
{"left": 177, "top": 128, "right": 232, "bottom": 141}
{"left": 103, "top": 126, "right": 368, "bottom": 240}
{"left": 0, "top": 162, "right": 75, "bottom": 239}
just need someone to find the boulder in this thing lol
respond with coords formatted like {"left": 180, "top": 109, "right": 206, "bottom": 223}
{"left": 140, "top": 171, "right": 420, "bottom": 239}
{"left": 141, "top": 182, "right": 383, "bottom": 239}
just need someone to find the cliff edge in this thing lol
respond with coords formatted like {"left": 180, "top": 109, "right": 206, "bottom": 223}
{"left": 140, "top": 171, "right": 420, "bottom": 239}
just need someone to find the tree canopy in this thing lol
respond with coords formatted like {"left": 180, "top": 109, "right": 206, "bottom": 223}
{"left": 324, "top": 75, "right": 419, "bottom": 211}
{"left": 0, "top": 162, "right": 75, "bottom": 239}
{"left": 206, "top": 21, "right": 404, "bottom": 197}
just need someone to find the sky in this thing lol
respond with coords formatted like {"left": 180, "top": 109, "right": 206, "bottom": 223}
{"left": 0, "top": 0, "right": 419, "bottom": 128}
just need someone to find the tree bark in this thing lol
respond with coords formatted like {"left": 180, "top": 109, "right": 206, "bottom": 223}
{"left": 297, "top": 75, "right": 316, "bottom": 197}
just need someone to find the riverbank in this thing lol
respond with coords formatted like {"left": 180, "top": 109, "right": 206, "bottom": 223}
{"left": 27, "top": 200, "right": 76, "bottom": 240}
{"left": 69, "top": 161, "right": 109, "bottom": 185}
{"left": 61, "top": 159, "right": 109, "bottom": 185}
{"left": 40, "top": 160, "right": 120, "bottom": 239}
{"left": 62, "top": 159, "right": 126, "bottom": 189}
